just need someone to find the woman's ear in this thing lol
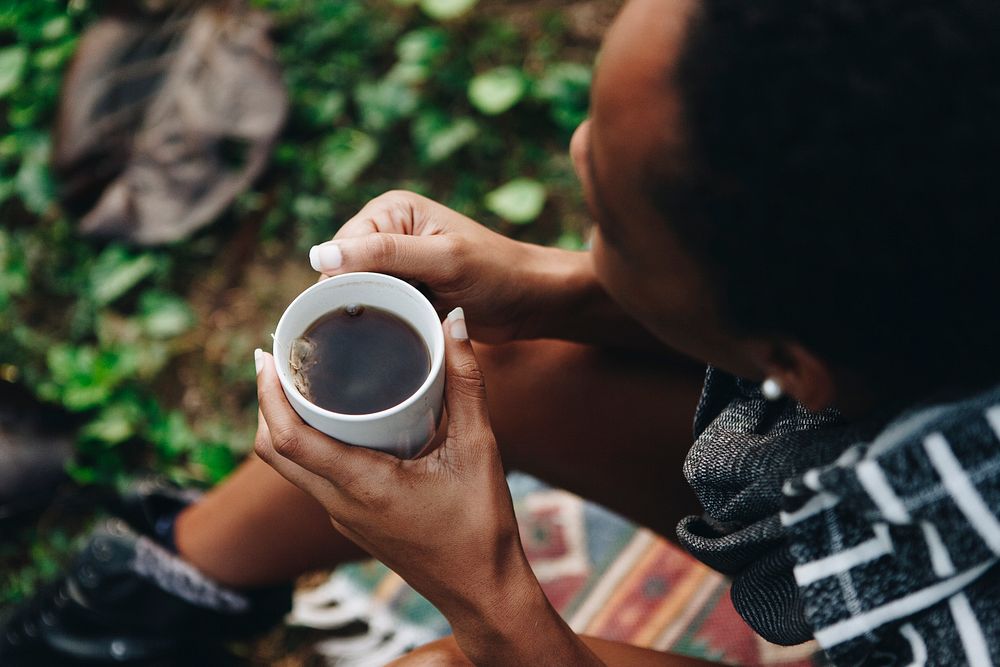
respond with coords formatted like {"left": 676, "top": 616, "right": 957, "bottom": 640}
{"left": 756, "top": 341, "right": 837, "bottom": 412}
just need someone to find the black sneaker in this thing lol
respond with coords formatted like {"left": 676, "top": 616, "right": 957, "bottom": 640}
{"left": 0, "top": 386, "right": 74, "bottom": 523}
{"left": 111, "top": 478, "right": 205, "bottom": 549}
{"left": 0, "top": 518, "right": 291, "bottom": 665}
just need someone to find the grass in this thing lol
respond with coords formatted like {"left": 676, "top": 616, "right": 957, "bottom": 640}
{"left": 0, "top": 0, "right": 613, "bottom": 606}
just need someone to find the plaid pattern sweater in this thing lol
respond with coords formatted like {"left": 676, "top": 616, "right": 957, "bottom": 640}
{"left": 678, "top": 368, "right": 1000, "bottom": 666}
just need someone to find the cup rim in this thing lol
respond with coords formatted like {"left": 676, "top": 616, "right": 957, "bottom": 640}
{"left": 273, "top": 272, "right": 445, "bottom": 423}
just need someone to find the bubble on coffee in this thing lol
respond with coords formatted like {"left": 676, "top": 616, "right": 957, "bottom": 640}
{"left": 289, "top": 305, "right": 430, "bottom": 415}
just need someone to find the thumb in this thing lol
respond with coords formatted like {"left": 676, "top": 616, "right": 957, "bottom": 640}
{"left": 309, "top": 233, "right": 455, "bottom": 282}
{"left": 442, "top": 307, "right": 492, "bottom": 441}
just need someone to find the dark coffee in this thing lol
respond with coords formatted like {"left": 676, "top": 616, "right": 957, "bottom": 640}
{"left": 290, "top": 305, "right": 430, "bottom": 415}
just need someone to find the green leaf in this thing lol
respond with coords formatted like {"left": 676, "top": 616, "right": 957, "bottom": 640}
{"left": 14, "top": 159, "right": 54, "bottom": 215}
{"left": 411, "top": 112, "right": 478, "bottom": 164}
{"left": 46, "top": 344, "right": 88, "bottom": 382}
{"left": 385, "top": 61, "right": 431, "bottom": 86}
{"left": 133, "top": 342, "right": 168, "bottom": 378}
{"left": 533, "top": 62, "right": 592, "bottom": 131}
{"left": 468, "top": 67, "right": 527, "bottom": 115}
{"left": 89, "top": 247, "right": 158, "bottom": 306}
{"left": 46, "top": 344, "right": 140, "bottom": 411}
{"left": 0, "top": 180, "right": 14, "bottom": 207}
{"left": 33, "top": 42, "right": 76, "bottom": 72}
{"left": 0, "top": 46, "right": 27, "bottom": 99}
{"left": 484, "top": 178, "right": 547, "bottom": 224}
{"left": 149, "top": 410, "right": 199, "bottom": 459}
{"left": 532, "top": 62, "right": 591, "bottom": 102}
{"left": 320, "top": 128, "right": 379, "bottom": 190}
{"left": 0, "top": 228, "right": 28, "bottom": 303}
{"left": 41, "top": 16, "right": 71, "bottom": 41}
{"left": 419, "top": 0, "right": 477, "bottom": 21}
{"left": 299, "top": 90, "right": 346, "bottom": 125}
{"left": 396, "top": 27, "right": 449, "bottom": 64}
{"left": 355, "top": 78, "right": 419, "bottom": 132}
{"left": 90, "top": 418, "right": 133, "bottom": 445}
{"left": 12, "top": 134, "right": 55, "bottom": 214}
{"left": 66, "top": 463, "right": 98, "bottom": 485}
{"left": 81, "top": 402, "right": 142, "bottom": 445}
{"left": 138, "top": 291, "right": 195, "bottom": 339}
{"left": 0, "top": 134, "right": 17, "bottom": 159}
{"left": 195, "top": 443, "right": 237, "bottom": 483}
{"left": 292, "top": 194, "right": 334, "bottom": 221}
{"left": 61, "top": 384, "right": 111, "bottom": 411}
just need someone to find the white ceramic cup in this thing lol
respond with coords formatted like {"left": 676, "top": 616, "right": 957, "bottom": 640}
{"left": 272, "top": 272, "right": 445, "bottom": 459}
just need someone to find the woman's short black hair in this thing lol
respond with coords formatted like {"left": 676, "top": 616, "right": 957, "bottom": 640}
{"left": 658, "top": 0, "right": 1000, "bottom": 394}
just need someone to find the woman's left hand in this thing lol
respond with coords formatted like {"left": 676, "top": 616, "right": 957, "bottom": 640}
{"left": 253, "top": 307, "right": 537, "bottom": 630}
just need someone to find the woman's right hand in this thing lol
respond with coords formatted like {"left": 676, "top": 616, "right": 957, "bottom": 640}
{"left": 308, "top": 190, "right": 595, "bottom": 344}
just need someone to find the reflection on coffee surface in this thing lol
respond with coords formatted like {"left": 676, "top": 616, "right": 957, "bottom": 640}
{"left": 290, "top": 305, "right": 430, "bottom": 415}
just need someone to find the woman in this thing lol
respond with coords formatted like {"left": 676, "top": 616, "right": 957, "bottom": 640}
{"left": 255, "top": 0, "right": 1000, "bottom": 663}
{"left": 7, "top": 0, "right": 999, "bottom": 664}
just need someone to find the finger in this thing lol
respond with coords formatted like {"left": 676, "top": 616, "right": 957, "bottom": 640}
{"left": 253, "top": 408, "right": 335, "bottom": 498}
{"left": 441, "top": 308, "right": 493, "bottom": 443}
{"left": 308, "top": 233, "right": 457, "bottom": 282}
{"left": 255, "top": 349, "right": 397, "bottom": 490}
{"left": 334, "top": 193, "right": 421, "bottom": 239}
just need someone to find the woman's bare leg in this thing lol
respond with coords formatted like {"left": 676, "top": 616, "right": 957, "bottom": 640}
{"left": 174, "top": 454, "right": 366, "bottom": 588}
{"left": 175, "top": 340, "right": 704, "bottom": 587}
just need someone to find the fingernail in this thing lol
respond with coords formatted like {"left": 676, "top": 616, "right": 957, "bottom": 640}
{"left": 309, "top": 243, "right": 342, "bottom": 272}
{"left": 254, "top": 348, "right": 264, "bottom": 375}
{"left": 446, "top": 307, "right": 468, "bottom": 340}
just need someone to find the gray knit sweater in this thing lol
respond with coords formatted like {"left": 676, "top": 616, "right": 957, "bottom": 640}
{"left": 678, "top": 367, "right": 1000, "bottom": 666}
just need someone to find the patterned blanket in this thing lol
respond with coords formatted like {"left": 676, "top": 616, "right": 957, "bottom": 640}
{"left": 287, "top": 473, "right": 824, "bottom": 666}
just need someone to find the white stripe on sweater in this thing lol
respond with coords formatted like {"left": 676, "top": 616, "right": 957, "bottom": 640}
{"left": 900, "top": 623, "right": 927, "bottom": 667}
{"left": 794, "top": 523, "right": 893, "bottom": 586}
{"left": 924, "top": 432, "right": 1000, "bottom": 555}
{"left": 866, "top": 405, "right": 951, "bottom": 459}
{"left": 949, "top": 593, "right": 994, "bottom": 667}
{"left": 804, "top": 469, "right": 823, "bottom": 491}
{"left": 780, "top": 491, "right": 840, "bottom": 526}
{"left": 920, "top": 521, "right": 957, "bottom": 577}
{"left": 813, "top": 561, "right": 993, "bottom": 648}
{"left": 986, "top": 405, "right": 1000, "bottom": 442}
{"left": 857, "top": 459, "right": 912, "bottom": 524}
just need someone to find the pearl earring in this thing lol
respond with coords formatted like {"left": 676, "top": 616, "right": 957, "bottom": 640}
{"left": 761, "top": 377, "right": 784, "bottom": 401}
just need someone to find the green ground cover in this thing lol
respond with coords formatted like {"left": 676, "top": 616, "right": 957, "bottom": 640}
{"left": 0, "top": 0, "right": 604, "bottom": 605}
